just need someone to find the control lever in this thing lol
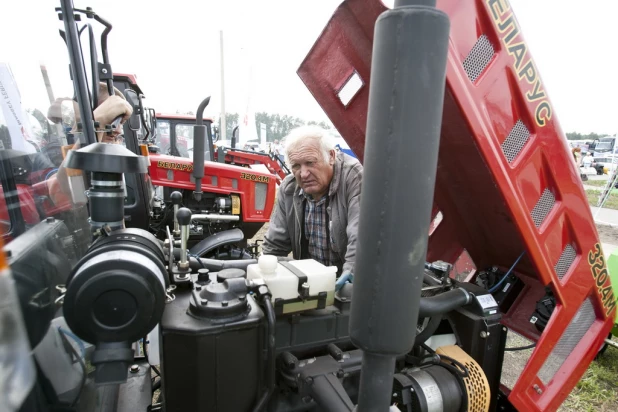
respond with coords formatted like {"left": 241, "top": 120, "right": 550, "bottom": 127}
{"left": 171, "top": 191, "right": 182, "bottom": 237}
{"left": 176, "top": 207, "right": 192, "bottom": 272}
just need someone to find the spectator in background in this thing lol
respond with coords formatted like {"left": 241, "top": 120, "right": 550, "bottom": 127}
{"left": 273, "top": 139, "right": 284, "bottom": 163}
{"left": 572, "top": 147, "right": 582, "bottom": 166}
{"left": 582, "top": 152, "right": 594, "bottom": 169}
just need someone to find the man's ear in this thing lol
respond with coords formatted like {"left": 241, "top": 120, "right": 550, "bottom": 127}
{"left": 329, "top": 149, "right": 336, "bottom": 165}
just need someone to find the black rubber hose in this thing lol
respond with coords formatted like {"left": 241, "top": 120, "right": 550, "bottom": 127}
{"left": 252, "top": 298, "right": 276, "bottom": 412}
{"left": 152, "top": 378, "right": 161, "bottom": 392}
{"left": 187, "top": 256, "right": 257, "bottom": 272}
{"left": 414, "top": 315, "right": 443, "bottom": 346}
{"left": 418, "top": 289, "right": 472, "bottom": 317}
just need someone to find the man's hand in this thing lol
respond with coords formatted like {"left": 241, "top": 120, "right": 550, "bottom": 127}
{"left": 335, "top": 271, "right": 353, "bottom": 292}
{"left": 93, "top": 95, "right": 133, "bottom": 128}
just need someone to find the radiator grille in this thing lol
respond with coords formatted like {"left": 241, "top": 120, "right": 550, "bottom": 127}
{"left": 538, "top": 298, "right": 596, "bottom": 384}
{"left": 531, "top": 189, "right": 555, "bottom": 228}
{"left": 501, "top": 120, "right": 531, "bottom": 163}
{"left": 554, "top": 244, "right": 576, "bottom": 280}
{"left": 463, "top": 35, "right": 495, "bottom": 82}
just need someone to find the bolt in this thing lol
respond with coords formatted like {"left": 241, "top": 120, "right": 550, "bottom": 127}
{"left": 503, "top": 327, "right": 508, "bottom": 332}
{"left": 305, "top": 377, "right": 313, "bottom": 385}
{"left": 239, "top": 295, "right": 246, "bottom": 301}
{"left": 200, "top": 299, "right": 208, "bottom": 306}
{"left": 102, "top": 68, "right": 108, "bottom": 74}
{"left": 46, "top": 217, "right": 55, "bottom": 223}
{"left": 222, "top": 301, "right": 229, "bottom": 307}
{"left": 130, "top": 364, "right": 139, "bottom": 373}
{"left": 195, "top": 285, "right": 202, "bottom": 291}
{"left": 533, "top": 384, "right": 543, "bottom": 394}
{"left": 301, "top": 396, "right": 312, "bottom": 404}
{"left": 480, "top": 331, "right": 488, "bottom": 338}
{"left": 336, "top": 370, "right": 344, "bottom": 378}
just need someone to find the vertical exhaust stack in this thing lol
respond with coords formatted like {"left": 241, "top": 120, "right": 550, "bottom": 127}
{"left": 193, "top": 97, "right": 211, "bottom": 202}
{"left": 348, "top": 1, "right": 450, "bottom": 411}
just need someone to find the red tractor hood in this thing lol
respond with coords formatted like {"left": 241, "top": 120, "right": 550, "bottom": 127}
{"left": 298, "top": 0, "right": 615, "bottom": 410}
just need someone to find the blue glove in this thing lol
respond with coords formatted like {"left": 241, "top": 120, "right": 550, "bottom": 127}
{"left": 335, "top": 272, "right": 354, "bottom": 292}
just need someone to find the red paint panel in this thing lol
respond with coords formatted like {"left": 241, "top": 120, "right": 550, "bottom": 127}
{"left": 297, "top": 0, "right": 615, "bottom": 410}
{"left": 149, "top": 154, "right": 275, "bottom": 222}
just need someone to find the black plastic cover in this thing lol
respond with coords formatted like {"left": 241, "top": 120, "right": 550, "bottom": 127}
{"left": 189, "top": 277, "right": 249, "bottom": 319}
{"left": 65, "top": 142, "right": 149, "bottom": 173}
{"left": 161, "top": 289, "right": 264, "bottom": 412}
{"left": 64, "top": 228, "right": 166, "bottom": 344}
{"left": 189, "top": 228, "right": 245, "bottom": 257}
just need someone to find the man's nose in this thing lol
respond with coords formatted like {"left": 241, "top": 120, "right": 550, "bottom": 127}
{"left": 300, "top": 166, "right": 311, "bottom": 179}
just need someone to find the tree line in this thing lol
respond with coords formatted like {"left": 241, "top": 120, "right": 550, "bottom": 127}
{"left": 219, "top": 112, "right": 333, "bottom": 142}
{"left": 565, "top": 132, "right": 607, "bottom": 141}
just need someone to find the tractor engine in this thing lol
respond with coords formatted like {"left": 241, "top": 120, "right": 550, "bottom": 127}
{"left": 150, "top": 186, "right": 242, "bottom": 250}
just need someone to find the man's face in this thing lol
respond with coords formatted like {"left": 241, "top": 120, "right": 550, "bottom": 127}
{"left": 288, "top": 139, "right": 335, "bottom": 199}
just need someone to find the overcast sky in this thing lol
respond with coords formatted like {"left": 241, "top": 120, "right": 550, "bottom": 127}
{"left": 1, "top": 0, "right": 617, "bottom": 134}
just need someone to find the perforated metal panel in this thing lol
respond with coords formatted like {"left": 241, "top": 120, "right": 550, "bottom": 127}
{"left": 531, "top": 189, "right": 555, "bottom": 228}
{"left": 463, "top": 35, "right": 495, "bottom": 82}
{"left": 501, "top": 120, "right": 530, "bottom": 163}
{"left": 436, "top": 345, "right": 490, "bottom": 412}
{"left": 538, "top": 298, "right": 596, "bottom": 385}
{"left": 554, "top": 244, "right": 576, "bottom": 280}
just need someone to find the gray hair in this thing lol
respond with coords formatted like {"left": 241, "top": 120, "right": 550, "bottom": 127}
{"left": 283, "top": 125, "right": 336, "bottom": 163}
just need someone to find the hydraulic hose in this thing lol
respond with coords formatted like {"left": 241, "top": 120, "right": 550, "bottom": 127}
{"left": 414, "top": 314, "right": 443, "bottom": 346}
{"left": 418, "top": 288, "right": 472, "bottom": 318}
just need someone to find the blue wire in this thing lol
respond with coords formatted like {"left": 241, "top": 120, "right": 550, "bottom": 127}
{"left": 58, "top": 327, "right": 86, "bottom": 359}
{"left": 188, "top": 253, "right": 204, "bottom": 268}
{"left": 489, "top": 252, "right": 526, "bottom": 293}
{"left": 45, "top": 168, "right": 59, "bottom": 180}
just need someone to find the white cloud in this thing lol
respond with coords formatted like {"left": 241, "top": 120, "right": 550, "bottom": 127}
{"left": 1, "top": 0, "right": 616, "bottom": 134}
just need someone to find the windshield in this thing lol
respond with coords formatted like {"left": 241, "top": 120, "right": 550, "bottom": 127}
{"left": 595, "top": 140, "right": 613, "bottom": 151}
{"left": 155, "top": 119, "right": 212, "bottom": 160}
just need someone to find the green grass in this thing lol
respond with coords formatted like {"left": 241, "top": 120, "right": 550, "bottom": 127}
{"left": 586, "top": 179, "right": 612, "bottom": 188}
{"left": 586, "top": 189, "right": 618, "bottom": 210}
{"left": 560, "top": 339, "right": 618, "bottom": 411}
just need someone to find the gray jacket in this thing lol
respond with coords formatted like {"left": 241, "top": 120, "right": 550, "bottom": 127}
{"left": 261, "top": 152, "right": 363, "bottom": 275}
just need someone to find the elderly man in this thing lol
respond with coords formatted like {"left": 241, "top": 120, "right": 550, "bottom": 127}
{"left": 262, "top": 125, "right": 363, "bottom": 281}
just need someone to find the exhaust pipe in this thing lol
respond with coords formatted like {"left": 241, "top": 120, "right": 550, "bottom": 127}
{"left": 348, "top": 1, "right": 450, "bottom": 411}
{"left": 193, "top": 97, "right": 211, "bottom": 202}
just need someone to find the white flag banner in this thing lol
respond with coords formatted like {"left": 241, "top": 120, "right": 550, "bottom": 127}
{"left": 0, "top": 63, "right": 34, "bottom": 153}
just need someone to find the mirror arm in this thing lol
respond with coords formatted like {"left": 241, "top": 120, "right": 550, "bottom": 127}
{"left": 93, "top": 14, "right": 114, "bottom": 96}
{"left": 86, "top": 23, "right": 100, "bottom": 110}
{"left": 58, "top": 0, "right": 97, "bottom": 146}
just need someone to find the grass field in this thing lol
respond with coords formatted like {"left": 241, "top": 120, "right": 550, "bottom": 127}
{"left": 560, "top": 338, "right": 618, "bottom": 412}
{"left": 586, "top": 188, "right": 618, "bottom": 210}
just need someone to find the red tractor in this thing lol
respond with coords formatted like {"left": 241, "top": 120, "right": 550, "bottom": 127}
{"left": 111, "top": 74, "right": 278, "bottom": 258}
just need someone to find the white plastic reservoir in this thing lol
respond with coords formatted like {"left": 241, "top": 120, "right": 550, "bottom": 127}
{"left": 247, "top": 255, "right": 336, "bottom": 303}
